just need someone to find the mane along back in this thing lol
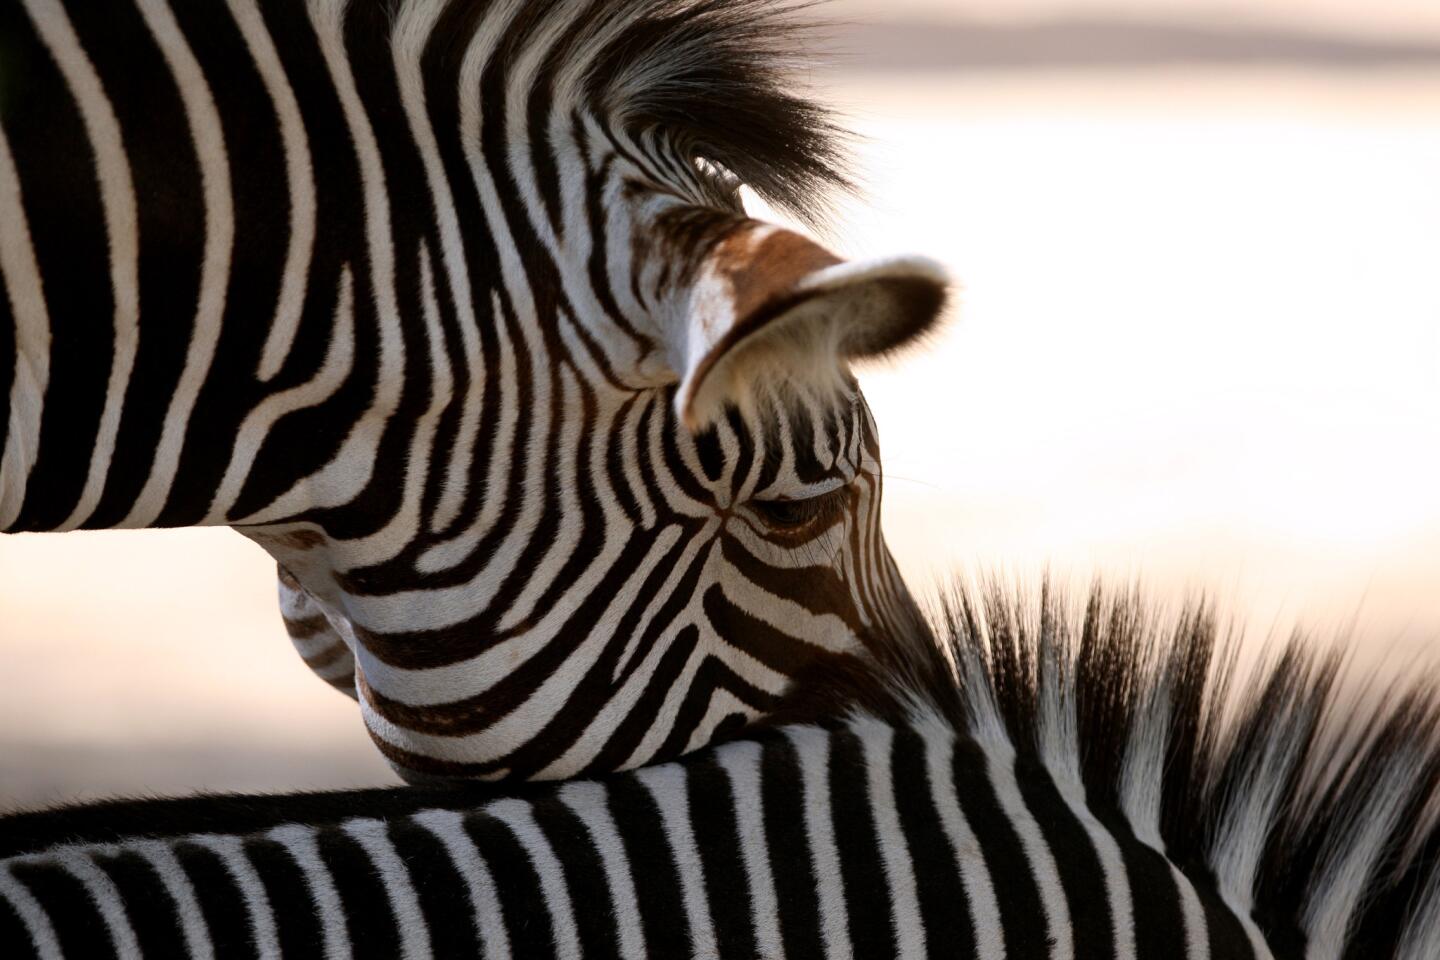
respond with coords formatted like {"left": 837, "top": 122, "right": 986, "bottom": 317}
{"left": 855, "top": 581, "right": 1440, "bottom": 957}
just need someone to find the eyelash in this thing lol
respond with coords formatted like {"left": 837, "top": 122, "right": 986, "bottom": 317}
{"left": 750, "top": 487, "right": 849, "bottom": 531}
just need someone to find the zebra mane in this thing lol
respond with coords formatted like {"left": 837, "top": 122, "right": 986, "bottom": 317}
{"left": 477, "top": 0, "right": 851, "bottom": 225}
{"left": 797, "top": 580, "right": 1440, "bottom": 956}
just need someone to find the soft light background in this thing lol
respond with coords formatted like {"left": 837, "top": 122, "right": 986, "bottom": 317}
{"left": 2, "top": 0, "right": 1438, "bottom": 811}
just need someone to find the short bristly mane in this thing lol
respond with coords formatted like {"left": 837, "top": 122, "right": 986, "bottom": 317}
{"left": 795, "top": 581, "right": 1440, "bottom": 957}
{"left": 473, "top": 0, "right": 851, "bottom": 226}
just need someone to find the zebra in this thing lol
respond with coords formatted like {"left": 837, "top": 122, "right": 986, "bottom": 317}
{"left": 0, "top": 0, "right": 948, "bottom": 781}
{"left": 1, "top": 582, "right": 1436, "bottom": 958}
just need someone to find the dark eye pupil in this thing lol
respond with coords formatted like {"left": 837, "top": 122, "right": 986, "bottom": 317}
{"left": 753, "top": 490, "right": 845, "bottom": 528}
{"left": 759, "top": 500, "right": 809, "bottom": 526}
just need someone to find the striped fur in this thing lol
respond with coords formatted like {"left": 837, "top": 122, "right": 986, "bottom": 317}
{"left": 2, "top": 583, "right": 1435, "bottom": 957}
{"left": 0, "top": 0, "right": 947, "bottom": 780}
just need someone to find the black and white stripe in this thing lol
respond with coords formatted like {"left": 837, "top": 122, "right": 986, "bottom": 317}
{"left": 2, "top": 584, "right": 1436, "bottom": 958}
{"left": 0, "top": 0, "right": 947, "bottom": 780}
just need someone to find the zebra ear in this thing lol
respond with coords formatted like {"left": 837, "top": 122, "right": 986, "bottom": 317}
{"left": 670, "top": 224, "right": 949, "bottom": 431}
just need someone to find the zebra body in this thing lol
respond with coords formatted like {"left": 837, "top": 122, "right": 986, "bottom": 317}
{"left": 0, "top": 720, "right": 1281, "bottom": 959}
{"left": 0, "top": 0, "right": 946, "bottom": 780}
{"left": 3, "top": 585, "right": 1437, "bottom": 958}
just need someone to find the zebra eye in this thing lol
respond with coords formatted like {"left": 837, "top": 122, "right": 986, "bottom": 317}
{"left": 750, "top": 488, "right": 847, "bottom": 530}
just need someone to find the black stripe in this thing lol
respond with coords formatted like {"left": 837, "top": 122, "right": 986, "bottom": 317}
{"left": 1106, "top": 816, "right": 1188, "bottom": 959}
{"left": 0, "top": 13, "right": 13, "bottom": 472}
{"left": 0, "top": 138, "right": 13, "bottom": 467}
{"left": 389, "top": 817, "right": 486, "bottom": 957}
{"left": 7, "top": 859, "right": 114, "bottom": 957}
{"left": 57, "top": 0, "right": 202, "bottom": 529}
{"left": 0, "top": 871, "right": 35, "bottom": 958}
{"left": 760, "top": 735, "right": 825, "bottom": 960}
{"left": 687, "top": 755, "right": 760, "bottom": 959}
{"left": 92, "top": 849, "right": 187, "bottom": 956}
{"left": 229, "top": 0, "right": 369, "bottom": 522}
{"left": 301, "top": 0, "right": 431, "bottom": 543}
{"left": 412, "top": 0, "right": 506, "bottom": 545}
{"left": 653, "top": 652, "right": 774, "bottom": 761}
{"left": 891, "top": 728, "right": 976, "bottom": 960}
{"left": 950, "top": 739, "right": 1051, "bottom": 958}
{"left": 531, "top": 797, "right": 624, "bottom": 957}
{"left": 829, "top": 727, "right": 895, "bottom": 957}
{"left": 159, "top": 0, "right": 291, "bottom": 526}
{"left": 243, "top": 835, "right": 325, "bottom": 955}
{"left": 1013, "top": 754, "right": 1116, "bottom": 960}
{"left": 316, "top": 824, "right": 399, "bottom": 960}
{"left": 1199, "top": 877, "right": 1258, "bottom": 960}
{"left": 172, "top": 840, "right": 257, "bottom": 960}
{"left": 462, "top": 808, "right": 558, "bottom": 957}
{"left": 589, "top": 620, "right": 704, "bottom": 774}
{"left": 605, "top": 773, "right": 691, "bottom": 957}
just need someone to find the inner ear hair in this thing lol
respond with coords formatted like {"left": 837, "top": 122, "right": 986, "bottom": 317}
{"left": 679, "top": 252, "right": 950, "bottom": 432}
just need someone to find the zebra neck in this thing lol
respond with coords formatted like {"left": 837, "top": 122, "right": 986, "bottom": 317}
{"left": 0, "top": 1, "right": 505, "bottom": 533}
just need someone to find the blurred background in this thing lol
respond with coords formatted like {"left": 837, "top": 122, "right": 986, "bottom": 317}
{"left": 2, "top": 0, "right": 1438, "bottom": 811}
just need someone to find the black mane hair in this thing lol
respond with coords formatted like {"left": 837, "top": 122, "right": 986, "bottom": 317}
{"left": 587, "top": 0, "right": 850, "bottom": 224}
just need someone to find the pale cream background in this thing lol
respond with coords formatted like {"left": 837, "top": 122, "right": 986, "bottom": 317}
{"left": 2, "top": 3, "right": 1438, "bottom": 810}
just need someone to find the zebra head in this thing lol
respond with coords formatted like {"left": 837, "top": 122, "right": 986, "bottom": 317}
{"left": 0, "top": 0, "right": 944, "bottom": 781}
{"left": 268, "top": 154, "right": 947, "bottom": 782}
{"left": 255, "top": 3, "right": 949, "bottom": 782}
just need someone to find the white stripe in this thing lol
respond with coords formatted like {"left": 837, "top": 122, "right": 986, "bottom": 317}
{"left": 496, "top": 358, "right": 585, "bottom": 631}
{"left": 412, "top": 809, "right": 511, "bottom": 960}
{"left": 224, "top": 0, "right": 315, "bottom": 383}
{"left": 270, "top": 824, "right": 351, "bottom": 960}
{"left": 415, "top": 0, "right": 554, "bottom": 583}
{"left": 920, "top": 723, "right": 1005, "bottom": 959}
{"left": 486, "top": 800, "right": 581, "bottom": 960}
{"left": 20, "top": 0, "right": 140, "bottom": 532}
{"left": 983, "top": 741, "right": 1075, "bottom": 960}
{"left": 618, "top": 631, "right": 712, "bottom": 773}
{"left": 207, "top": 266, "right": 354, "bottom": 522}
{"left": 1171, "top": 863, "right": 1211, "bottom": 960}
{"left": 787, "top": 726, "right": 854, "bottom": 960}
{"left": 416, "top": 288, "right": 516, "bottom": 574}
{"left": 557, "top": 781, "right": 647, "bottom": 960}
{"left": 486, "top": 799, "right": 582, "bottom": 960}
{"left": 189, "top": 834, "right": 281, "bottom": 960}
{"left": 1063, "top": 791, "right": 1137, "bottom": 960}
{"left": 130, "top": 841, "right": 214, "bottom": 960}
{"left": 0, "top": 862, "right": 63, "bottom": 960}
{"left": 1037, "top": 681, "right": 1138, "bottom": 960}
{"left": 391, "top": 0, "right": 485, "bottom": 533}
{"left": 122, "top": 0, "right": 235, "bottom": 528}
{"left": 328, "top": 240, "right": 452, "bottom": 564}
{"left": 249, "top": 0, "right": 405, "bottom": 522}
{"left": 0, "top": 124, "right": 50, "bottom": 530}
{"left": 716, "top": 740, "right": 784, "bottom": 958}
{"left": 855, "top": 720, "right": 926, "bottom": 958}
{"left": 634, "top": 762, "right": 720, "bottom": 959}
{"left": 340, "top": 819, "right": 431, "bottom": 960}
{"left": 57, "top": 850, "right": 142, "bottom": 959}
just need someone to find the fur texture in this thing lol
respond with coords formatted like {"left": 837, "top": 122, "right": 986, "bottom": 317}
{"left": 772, "top": 580, "right": 1440, "bottom": 956}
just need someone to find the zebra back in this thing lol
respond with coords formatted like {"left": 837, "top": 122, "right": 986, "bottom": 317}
{"left": 3, "top": 581, "right": 1436, "bottom": 958}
